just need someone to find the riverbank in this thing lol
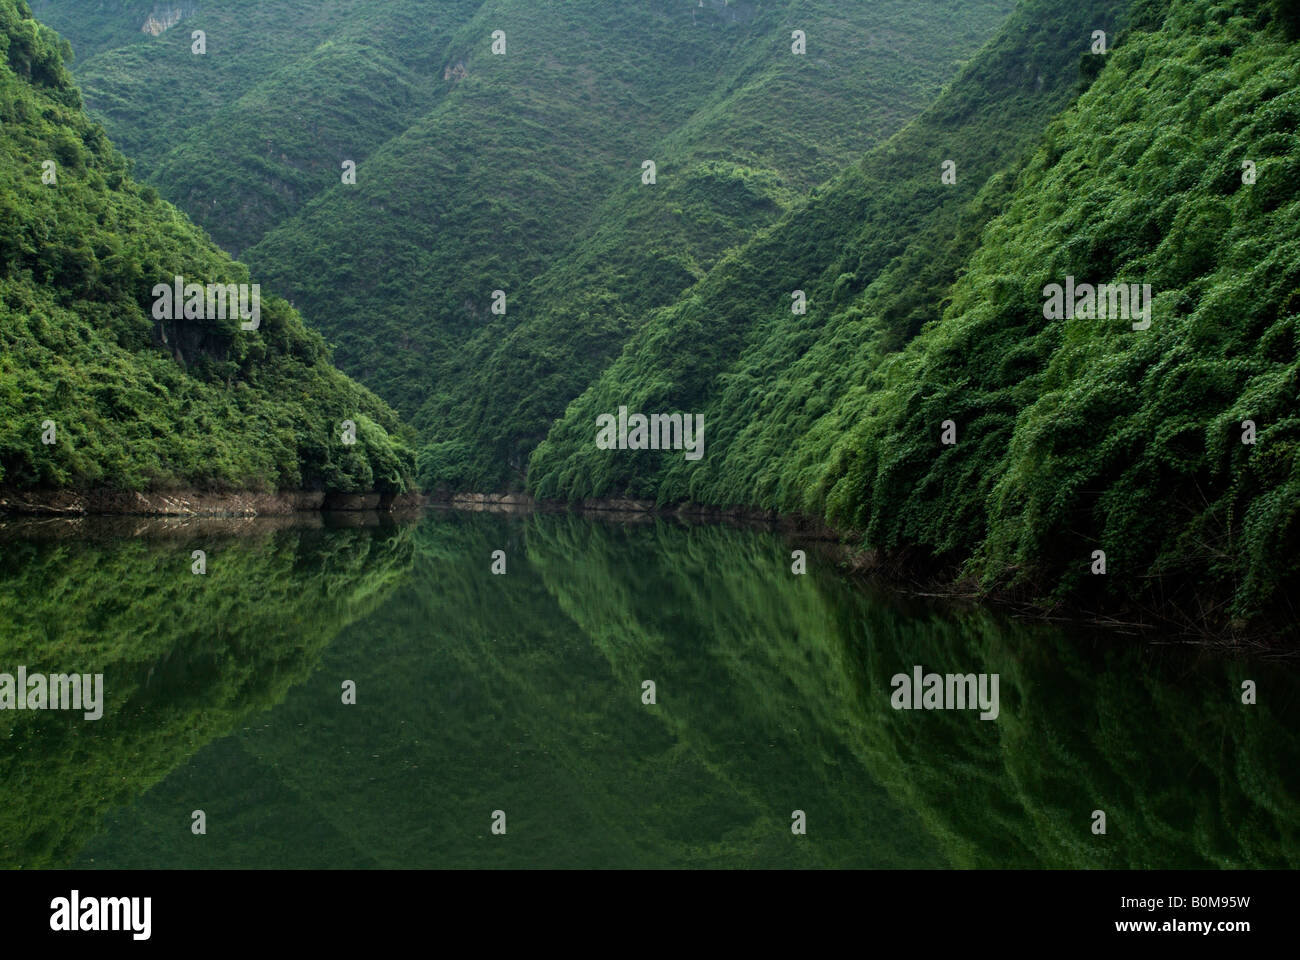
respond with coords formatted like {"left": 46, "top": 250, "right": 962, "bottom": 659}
{"left": 1, "top": 486, "right": 1289, "bottom": 648}
{"left": 441, "top": 491, "right": 841, "bottom": 536}
{"left": 434, "top": 493, "right": 1286, "bottom": 647}
{"left": 0, "top": 489, "right": 426, "bottom": 517}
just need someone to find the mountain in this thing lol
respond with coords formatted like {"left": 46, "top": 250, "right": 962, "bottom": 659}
{"left": 19, "top": 0, "right": 1300, "bottom": 633}
{"left": 0, "top": 0, "right": 414, "bottom": 494}
{"left": 531, "top": 0, "right": 1300, "bottom": 631}
{"left": 32, "top": 0, "right": 1018, "bottom": 489}
{"left": 29, "top": 0, "right": 484, "bottom": 256}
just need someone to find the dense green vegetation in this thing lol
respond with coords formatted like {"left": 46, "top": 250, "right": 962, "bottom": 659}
{"left": 16, "top": 0, "right": 1300, "bottom": 632}
{"left": 36, "top": 0, "right": 1015, "bottom": 490}
{"left": 0, "top": 0, "right": 415, "bottom": 493}
{"left": 390, "top": 0, "right": 1014, "bottom": 492}
{"left": 30, "top": 0, "right": 483, "bottom": 256}
{"left": 532, "top": 0, "right": 1300, "bottom": 633}
{"left": 7, "top": 0, "right": 1296, "bottom": 879}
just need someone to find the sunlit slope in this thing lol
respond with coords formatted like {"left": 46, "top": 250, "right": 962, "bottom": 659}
{"left": 813, "top": 0, "right": 1300, "bottom": 629}
{"left": 529, "top": 0, "right": 1137, "bottom": 504}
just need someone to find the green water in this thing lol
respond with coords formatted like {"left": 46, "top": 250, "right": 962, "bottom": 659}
{"left": 1, "top": 509, "right": 1296, "bottom": 869}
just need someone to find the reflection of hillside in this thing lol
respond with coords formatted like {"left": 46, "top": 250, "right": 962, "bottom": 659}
{"left": 850, "top": 614, "right": 1300, "bottom": 868}
{"left": 64, "top": 511, "right": 1300, "bottom": 869}
{"left": 529, "top": 514, "right": 1300, "bottom": 868}
{"left": 527, "top": 514, "right": 940, "bottom": 867}
{"left": 0, "top": 518, "right": 416, "bottom": 868}
{"left": 79, "top": 512, "right": 940, "bottom": 867}
{"left": 75, "top": 512, "right": 665, "bottom": 867}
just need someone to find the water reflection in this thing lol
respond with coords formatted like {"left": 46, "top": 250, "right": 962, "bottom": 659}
{"left": 1, "top": 510, "right": 1294, "bottom": 868}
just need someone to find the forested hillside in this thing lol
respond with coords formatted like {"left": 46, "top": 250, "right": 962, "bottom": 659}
{"left": 34, "top": 0, "right": 1016, "bottom": 489}
{"left": 17, "top": 0, "right": 1300, "bottom": 632}
{"left": 0, "top": 0, "right": 414, "bottom": 493}
{"left": 533, "top": 0, "right": 1300, "bottom": 631}
{"left": 29, "top": 0, "right": 483, "bottom": 255}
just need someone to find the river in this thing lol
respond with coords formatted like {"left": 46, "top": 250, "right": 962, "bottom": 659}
{"left": 1, "top": 508, "right": 1295, "bottom": 868}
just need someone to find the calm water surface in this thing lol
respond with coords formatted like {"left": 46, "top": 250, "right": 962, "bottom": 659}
{"left": 1, "top": 509, "right": 1296, "bottom": 869}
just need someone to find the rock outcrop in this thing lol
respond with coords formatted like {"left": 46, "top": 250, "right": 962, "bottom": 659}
{"left": 141, "top": 2, "right": 197, "bottom": 36}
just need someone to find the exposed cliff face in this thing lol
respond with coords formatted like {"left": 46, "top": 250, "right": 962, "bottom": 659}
{"left": 140, "top": 2, "right": 197, "bottom": 36}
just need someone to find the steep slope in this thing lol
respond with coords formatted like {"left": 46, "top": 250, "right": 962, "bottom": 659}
{"left": 0, "top": 0, "right": 413, "bottom": 494}
{"left": 393, "top": 0, "right": 1015, "bottom": 490}
{"left": 33, "top": 0, "right": 1017, "bottom": 490}
{"left": 253, "top": 0, "right": 1015, "bottom": 490}
{"left": 530, "top": 0, "right": 1137, "bottom": 500}
{"left": 533, "top": 0, "right": 1300, "bottom": 632}
{"left": 29, "top": 0, "right": 483, "bottom": 255}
